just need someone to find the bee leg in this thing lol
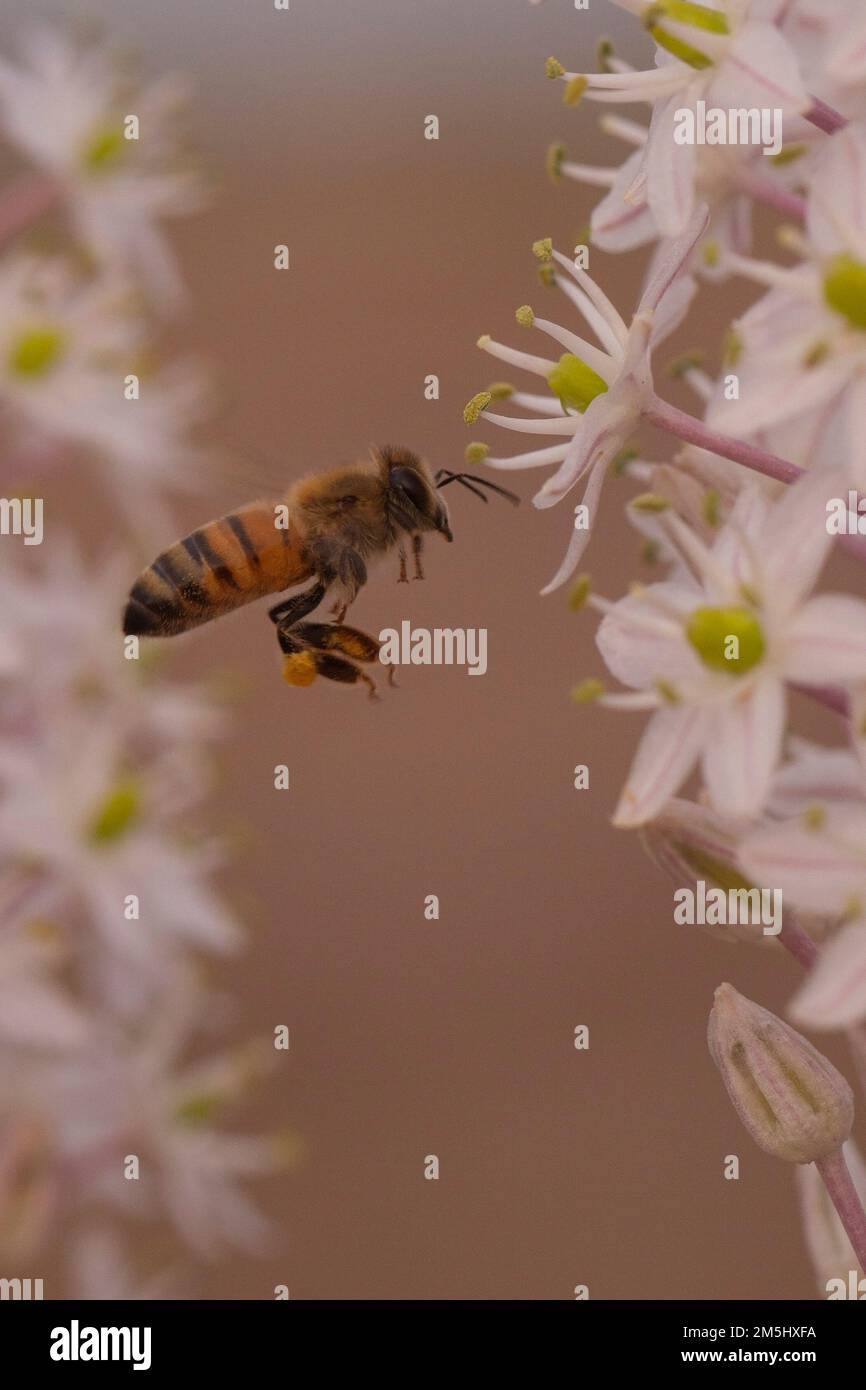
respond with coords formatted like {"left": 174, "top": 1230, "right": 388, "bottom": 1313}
{"left": 291, "top": 621, "right": 383, "bottom": 700}
{"left": 293, "top": 622, "right": 380, "bottom": 664}
{"left": 268, "top": 580, "right": 326, "bottom": 627}
{"left": 397, "top": 546, "right": 408, "bottom": 583}
{"left": 314, "top": 652, "right": 379, "bottom": 701}
{"left": 411, "top": 534, "right": 424, "bottom": 581}
{"left": 307, "top": 541, "right": 367, "bottom": 621}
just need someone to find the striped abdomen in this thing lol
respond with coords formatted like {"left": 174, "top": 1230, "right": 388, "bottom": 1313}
{"left": 124, "top": 502, "right": 313, "bottom": 637}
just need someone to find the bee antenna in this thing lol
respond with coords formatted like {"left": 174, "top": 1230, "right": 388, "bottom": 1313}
{"left": 435, "top": 470, "right": 520, "bottom": 506}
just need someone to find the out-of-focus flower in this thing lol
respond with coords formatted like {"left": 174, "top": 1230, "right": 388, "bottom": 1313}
{"left": 0, "top": 925, "right": 90, "bottom": 1049}
{"left": 0, "top": 253, "right": 140, "bottom": 429}
{"left": 0, "top": 25, "right": 202, "bottom": 309}
{"left": 42, "top": 986, "right": 289, "bottom": 1259}
{"left": 580, "top": 471, "right": 866, "bottom": 824}
{"left": 558, "top": 111, "right": 806, "bottom": 261}
{"left": 465, "top": 207, "right": 707, "bottom": 592}
{"left": 548, "top": 1, "right": 809, "bottom": 237}
{"left": 765, "top": 737, "right": 866, "bottom": 818}
{"left": 0, "top": 539, "right": 224, "bottom": 749}
{"left": 740, "top": 809, "right": 866, "bottom": 1027}
{"left": 0, "top": 721, "right": 240, "bottom": 981}
{"left": 70, "top": 1228, "right": 186, "bottom": 1301}
{"left": 640, "top": 795, "right": 778, "bottom": 943}
{"left": 0, "top": 1117, "right": 59, "bottom": 1263}
{"left": 0, "top": 253, "right": 209, "bottom": 535}
{"left": 780, "top": 0, "right": 866, "bottom": 116}
{"left": 708, "top": 981, "right": 853, "bottom": 1163}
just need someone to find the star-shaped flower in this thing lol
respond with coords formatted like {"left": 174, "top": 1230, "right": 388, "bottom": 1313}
{"left": 466, "top": 206, "right": 708, "bottom": 592}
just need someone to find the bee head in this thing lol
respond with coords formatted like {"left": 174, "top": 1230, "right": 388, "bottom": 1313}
{"left": 377, "top": 445, "right": 453, "bottom": 542}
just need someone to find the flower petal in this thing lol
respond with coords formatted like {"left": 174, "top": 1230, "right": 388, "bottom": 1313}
{"left": 785, "top": 595, "right": 866, "bottom": 684}
{"left": 790, "top": 921, "right": 866, "bottom": 1029}
{"left": 702, "top": 677, "right": 786, "bottom": 818}
{"left": 645, "top": 91, "right": 697, "bottom": 239}
{"left": 612, "top": 704, "right": 709, "bottom": 827}
{"left": 739, "top": 810, "right": 866, "bottom": 916}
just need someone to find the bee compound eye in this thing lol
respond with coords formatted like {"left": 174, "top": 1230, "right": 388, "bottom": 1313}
{"left": 391, "top": 466, "right": 428, "bottom": 512}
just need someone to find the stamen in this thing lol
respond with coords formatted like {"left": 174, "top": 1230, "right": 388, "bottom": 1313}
{"left": 482, "top": 443, "right": 571, "bottom": 470}
{"left": 477, "top": 335, "right": 556, "bottom": 377}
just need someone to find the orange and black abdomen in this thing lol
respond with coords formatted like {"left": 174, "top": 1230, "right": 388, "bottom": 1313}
{"left": 123, "top": 502, "right": 313, "bottom": 637}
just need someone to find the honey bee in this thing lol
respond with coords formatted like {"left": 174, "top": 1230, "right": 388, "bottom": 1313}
{"left": 123, "top": 445, "right": 517, "bottom": 696}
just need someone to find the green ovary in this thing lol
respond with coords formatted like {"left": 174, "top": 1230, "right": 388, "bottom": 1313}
{"left": 685, "top": 606, "right": 765, "bottom": 675}
{"left": 81, "top": 122, "right": 125, "bottom": 172}
{"left": 9, "top": 326, "right": 66, "bottom": 378}
{"left": 87, "top": 777, "right": 141, "bottom": 845}
{"left": 824, "top": 254, "right": 866, "bottom": 330}
{"left": 547, "top": 353, "right": 608, "bottom": 413}
{"left": 175, "top": 1092, "right": 222, "bottom": 1127}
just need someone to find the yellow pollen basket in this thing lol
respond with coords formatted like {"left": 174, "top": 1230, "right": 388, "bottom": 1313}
{"left": 686, "top": 606, "right": 765, "bottom": 675}
{"left": 282, "top": 651, "right": 318, "bottom": 687}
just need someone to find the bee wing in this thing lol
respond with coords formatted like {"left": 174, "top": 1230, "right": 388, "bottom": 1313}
{"left": 209, "top": 440, "right": 293, "bottom": 509}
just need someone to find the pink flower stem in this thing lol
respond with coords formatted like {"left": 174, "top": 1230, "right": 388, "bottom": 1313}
{"left": 0, "top": 174, "right": 60, "bottom": 249}
{"left": 645, "top": 396, "right": 802, "bottom": 484}
{"left": 805, "top": 98, "right": 848, "bottom": 136}
{"left": 645, "top": 396, "right": 866, "bottom": 565}
{"left": 778, "top": 913, "right": 819, "bottom": 971}
{"left": 815, "top": 1148, "right": 866, "bottom": 1271}
{"left": 735, "top": 171, "right": 806, "bottom": 221}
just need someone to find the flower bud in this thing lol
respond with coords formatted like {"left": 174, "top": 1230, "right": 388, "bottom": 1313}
{"left": 641, "top": 798, "right": 771, "bottom": 945}
{"left": 708, "top": 983, "right": 854, "bottom": 1164}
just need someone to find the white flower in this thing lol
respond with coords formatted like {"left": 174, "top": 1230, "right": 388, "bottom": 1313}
{"left": 739, "top": 808, "right": 866, "bottom": 1027}
{"left": 706, "top": 123, "right": 866, "bottom": 487}
{"left": 780, "top": 0, "right": 866, "bottom": 116}
{"left": 68, "top": 360, "right": 211, "bottom": 539}
{"left": 466, "top": 206, "right": 707, "bottom": 592}
{"left": 766, "top": 737, "right": 866, "bottom": 818}
{"left": 0, "top": 538, "right": 225, "bottom": 750}
{"left": 0, "top": 253, "right": 209, "bottom": 533}
{"left": 0, "top": 926, "right": 90, "bottom": 1050}
{"left": 583, "top": 470, "right": 866, "bottom": 824}
{"left": 0, "top": 721, "right": 240, "bottom": 983}
{"left": 70, "top": 1228, "right": 185, "bottom": 1300}
{"left": 0, "top": 26, "right": 202, "bottom": 310}
{"left": 43, "top": 986, "right": 286, "bottom": 1258}
{"left": 558, "top": 111, "right": 805, "bottom": 259}
{"left": 549, "top": 0, "right": 809, "bottom": 237}
{"left": 0, "top": 253, "right": 141, "bottom": 428}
